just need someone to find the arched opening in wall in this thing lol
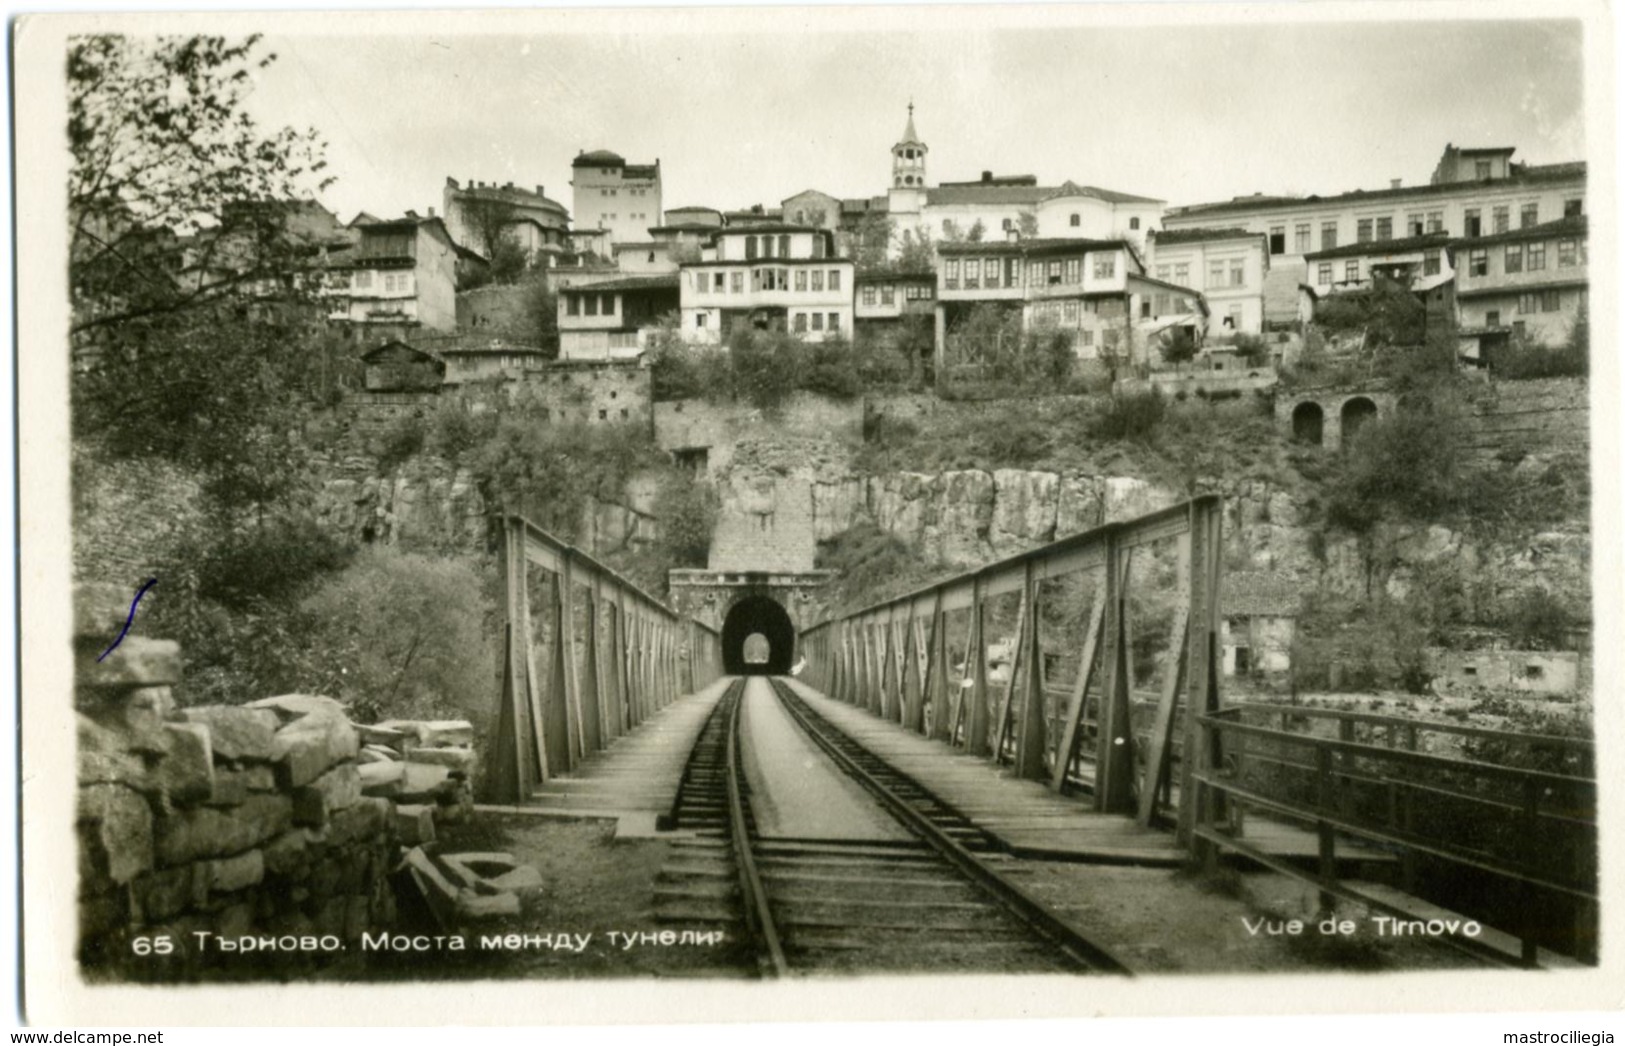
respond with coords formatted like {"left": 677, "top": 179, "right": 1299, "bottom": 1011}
{"left": 722, "top": 595, "right": 794, "bottom": 675}
{"left": 1341, "top": 397, "right": 1379, "bottom": 446}
{"left": 1291, "top": 401, "right": 1324, "bottom": 445}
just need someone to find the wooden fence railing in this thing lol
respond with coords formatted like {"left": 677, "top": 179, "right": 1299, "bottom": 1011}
{"left": 487, "top": 514, "right": 722, "bottom": 802}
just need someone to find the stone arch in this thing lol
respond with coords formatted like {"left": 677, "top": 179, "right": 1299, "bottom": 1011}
{"left": 1340, "top": 396, "right": 1379, "bottom": 446}
{"left": 1292, "top": 400, "right": 1325, "bottom": 445}
{"left": 721, "top": 595, "right": 795, "bottom": 675}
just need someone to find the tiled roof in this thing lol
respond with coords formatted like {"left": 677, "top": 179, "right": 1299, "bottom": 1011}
{"left": 1223, "top": 572, "right": 1302, "bottom": 616}
{"left": 573, "top": 149, "right": 625, "bottom": 167}
{"left": 1305, "top": 232, "right": 1452, "bottom": 262}
{"left": 452, "top": 183, "right": 568, "bottom": 215}
{"left": 1152, "top": 226, "right": 1262, "bottom": 246}
{"left": 855, "top": 269, "right": 936, "bottom": 284}
{"left": 1455, "top": 277, "right": 1588, "bottom": 301}
{"left": 558, "top": 274, "right": 680, "bottom": 294}
{"left": 714, "top": 222, "right": 825, "bottom": 235}
{"left": 1043, "top": 180, "right": 1164, "bottom": 205}
{"left": 622, "top": 164, "right": 659, "bottom": 181}
{"left": 926, "top": 185, "right": 1049, "bottom": 206}
{"left": 1169, "top": 162, "right": 1587, "bottom": 219}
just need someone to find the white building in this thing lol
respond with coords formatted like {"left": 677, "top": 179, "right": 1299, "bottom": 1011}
{"left": 1147, "top": 228, "right": 1271, "bottom": 336}
{"left": 570, "top": 150, "right": 663, "bottom": 249}
{"left": 679, "top": 225, "right": 855, "bottom": 343}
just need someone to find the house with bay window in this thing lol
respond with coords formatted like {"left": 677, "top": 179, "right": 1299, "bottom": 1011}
{"left": 328, "top": 215, "right": 462, "bottom": 339}
{"left": 558, "top": 273, "right": 680, "bottom": 360}
{"left": 678, "top": 225, "right": 855, "bottom": 343}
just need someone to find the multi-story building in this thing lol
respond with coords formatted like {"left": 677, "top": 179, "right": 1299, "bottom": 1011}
{"left": 1146, "top": 228, "right": 1270, "bottom": 335}
{"left": 557, "top": 274, "right": 681, "bottom": 361}
{"left": 881, "top": 106, "right": 1161, "bottom": 260}
{"left": 570, "top": 150, "right": 663, "bottom": 248}
{"left": 328, "top": 216, "right": 462, "bottom": 338}
{"left": 933, "top": 237, "right": 1206, "bottom": 371}
{"left": 679, "top": 225, "right": 855, "bottom": 343}
{"left": 1449, "top": 214, "right": 1588, "bottom": 359}
{"left": 441, "top": 177, "right": 570, "bottom": 261}
{"left": 1162, "top": 143, "right": 1586, "bottom": 326}
{"left": 854, "top": 270, "right": 937, "bottom": 333}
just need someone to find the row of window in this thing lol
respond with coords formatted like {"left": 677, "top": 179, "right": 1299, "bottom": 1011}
{"left": 1483, "top": 290, "right": 1587, "bottom": 329}
{"left": 742, "top": 234, "right": 827, "bottom": 260}
{"left": 597, "top": 212, "right": 651, "bottom": 223}
{"left": 1268, "top": 198, "right": 1582, "bottom": 254}
{"left": 349, "top": 270, "right": 414, "bottom": 293}
{"left": 1029, "top": 298, "right": 1129, "bottom": 325}
{"left": 941, "top": 255, "right": 1117, "bottom": 291}
{"left": 691, "top": 268, "right": 845, "bottom": 294}
{"left": 564, "top": 293, "right": 618, "bottom": 317}
{"left": 859, "top": 284, "right": 934, "bottom": 306}
{"left": 598, "top": 188, "right": 652, "bottom": 197}
{"left": 791, "top": 312, "right": 844, "bottom": 333}
{"left": 1464, "top": 238, "right": 1584, "bottom": 278}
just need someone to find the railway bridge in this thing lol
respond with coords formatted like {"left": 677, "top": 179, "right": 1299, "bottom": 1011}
{"left": 483, "top": 499, "right": 1597, "bottom": 975}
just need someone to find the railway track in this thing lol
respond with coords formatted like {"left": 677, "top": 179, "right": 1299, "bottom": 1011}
{"left": 653, "top": 676, "right": 1129, "bottom": 977}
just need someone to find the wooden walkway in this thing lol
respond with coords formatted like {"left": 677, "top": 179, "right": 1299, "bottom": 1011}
{"left": 781, "top": 678, "right": 1186, "bottom": 865}
{"left": 484, "top": 678, "right": 731, "bottom": 837}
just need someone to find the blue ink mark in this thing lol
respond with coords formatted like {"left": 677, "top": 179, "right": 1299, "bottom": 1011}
{"left": 97, "top": 578, "right": 159, "bottom": 663}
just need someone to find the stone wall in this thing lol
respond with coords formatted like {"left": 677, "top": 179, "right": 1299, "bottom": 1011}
{"left": 456, "top": 285, "right": 535, "bottom": 338}
{"left": 1460, "top": 376, "right": 1589, "bottom": 464}
{"left": 654, "top": 393, "right": 864, "bottom": 475}
{"left": 73, "top": 446, "right": 206, "bottom": 584}
{"left": 74, "top": 583, "right": 400, "bottom": 975}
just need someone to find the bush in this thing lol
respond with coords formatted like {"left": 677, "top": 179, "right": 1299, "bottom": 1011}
{"left": 295, "top": 548, "right": 494, "bottom": 724}
{"left": 653, "top": 472, "right": 718, "bottom": 568}
{"left": 1498, "top": 587, "right": 1575, "bottom": 651}
{"left": 1324, "top": 405, "right": 1465, "bottom": 531}
{"left": 801, "top": 336, "right": 861, "bottom": 399}
{"left": 1486, "top": 338, "right": 1588, "bottom": 380}
{"left": 1089, "top": 389, "right": 1166, "bottom": 442}
{"left": 372, "top": 411, "right": 427, "bottom": 472}
{"left": 429, "top": 400, "right": 499, "bottom": 462}
{"left": 183, "top": 516, "right": 355, "bottom": 611}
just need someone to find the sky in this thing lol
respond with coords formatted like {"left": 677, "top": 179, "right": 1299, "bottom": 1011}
{"left": 243, "top": 13, "right": 1588, "bottom": 226}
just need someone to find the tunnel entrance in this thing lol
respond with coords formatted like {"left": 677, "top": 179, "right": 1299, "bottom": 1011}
{"left": 722, "top": 595, "right": 794, "bottom": 675}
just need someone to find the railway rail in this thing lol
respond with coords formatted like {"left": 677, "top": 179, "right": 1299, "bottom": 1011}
{"left": 654, "top": 676, "right": 1129, "bottom": 977}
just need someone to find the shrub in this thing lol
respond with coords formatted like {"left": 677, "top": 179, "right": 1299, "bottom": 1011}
{"left": 801, "top": 336, "right": 860, "bottom": 399}
{"left": 1486, "top": 338, "right": 1588, "bottom": 380}
{"left": 294, "top": 548, "right": 494, "bottom": 724}
{"left": 429, "top": 400, "right": 499, "bottom": 462}
{"left": 184, "top": 516, "right": 355, "bottom": 611}
{"left": 1089, "top": 389, "right": 1166, "bottom": 442}
{"left": 653, "top": 472, "right": 719, "bottom": 568}
{"left": 1498, "top": 587, "right": 1575, "bottom": 651}
{"left": 372, "top": 410, "right": 427, "bottom": 471}
{"left": 1324, "top": 405, "right": 1465, "bottom": 531}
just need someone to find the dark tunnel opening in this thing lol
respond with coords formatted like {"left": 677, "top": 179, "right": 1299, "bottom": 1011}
{"left": 722, "top": 595, "right": 795, "bottom": 675}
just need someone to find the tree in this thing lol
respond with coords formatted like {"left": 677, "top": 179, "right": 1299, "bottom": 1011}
{"left": 487, "top": 233, "right": 530, "bottom": 284}
{"left": 524, "top": 277, "right": 560, "bottom": 357}
{"left": 1017, "top": 211, "right": 1039, "bottom": 238}
{"left": 457, "top": 193, "right": 519, "bottom": 258}
{"left": 966, "top": 218, "right": 987, "bottom": 243}
{"left": 853, "top": 213, "right": 894, "bottom": 273}
{"left": 69, "top": 35, "right": 330, "bottom": 338}
{"left": 895, "top": 226, "right": 935, "bottom": 272}
{"left": 1159, "top": 327, "right": 1198, "bottom": 371}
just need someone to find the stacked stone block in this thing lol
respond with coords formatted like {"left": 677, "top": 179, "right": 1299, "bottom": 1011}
{"left": 74, "top": 584, "right": 399, "bottom": 976}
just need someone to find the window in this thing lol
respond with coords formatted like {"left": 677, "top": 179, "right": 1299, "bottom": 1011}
{"left": 811, "top": 312, "right": 823, "bottom": 331}
{"left": 1558, "top": 239, "right": 1578, "bottom": 267}
{"left": 598, "top": 410, "right": 607, "bottom": 421}
{"left": 1464, "top": 209, "right": 1482, "bottom": 238}
{"left": 1356, "top": 218, "right": 1373, "bottom": 243}
{"left": 1001, "top": 218, "right": 1013, "bottom": 232}
{"left": 1376, "top": 216, "right": 1393, "bottom": 241}
{"left": 1229, "top": 260, "right": 1245, "bottom": 288}
{"left": 1564, "top": 198, "right": 1583, "bottom": 218}
{"left": 1518, "top": 292, "right": 1539, "bottom": 315}
{"left": 943, "top": 220, "right": 954, "bottom": 235}
{"left": 714, "top": 273, "right": 726, "bottom": 292}
{"left": 1406, "top": 213, "right": 1425, "bottom": 237}
{"left": 881, "top": 284, "right": 895, "bottom": 305}
{"left": 1156, "top": 265, "right": 1170, "bottom": 280}
{"left": 1092, "top": 255, "right": 1116, "bottom": 279}
{"left": 1048, "top": 260, "right": 1062, "bottom": 286}
{"left": 745, "top": 237, "right": 758, "bottom": 260}
{"left": 1317, "top": 262, "right": 1333, "bottom": 285}
{"left": 1468, "top": 249, "right": 1487, "bottom": 276}
{"left": 828, "top": 313, "right": 840, "bottom": 331}
{"left": 1475, "top": 160, "right": 1492, "bottom": 180}
{"left": 1504, "top": 244, "right": 1523, "bottom": 274}
{"left": 1208, "top": 261, "right": 1225, "bottom": 289}
{"left": 1542, "top": 290, "right": 1561, "bottom": 312}
{"left": 1344, "top": 260, "right": 1359, "bottom": 283}
{"left": 983, "top": 259, "right": 999, "bottom": 286}
{"left": 944, "top": 259, "right": 959, "bottom": 289}
{"left": 731, "top": 272, "right": 743, "bottom": 293}
{"left": 1528, "top": 242, "right": 1546, "bottom": 270}
{"left": 795, "top": 270, "right": 808, "bottom": 292}
{"left": 1130, "top": 217, "right": 1141, "bottom": 230}
{"left": 1321, "top": 222, "right": 1338, "bottom": 250}
{"left": 1268, "top": 226, "right": 1285, "bottom": 254}
{"left": 585, "top": 294, "right": 599, "bottom": 316}
{"left": 778, "top": 235, "right": 790, "bottom": 257}
{"left": 1064, "top": 258, "right": 1081, "bottom": 284}
{"left": 1493, "top": 206, "right": 1510, "bottom": 234}
{"left": 696, "top": 313, "right": 708, "bottom": 329}
{"left": 1295, "top": 224, "right": 1311, "bottom": 252}
{"left": 1513, "top": 320, "right": 1526, "bottom": 339}
{"left": 862, "top": 286, "right": 876, "bottom": 306}
{"left": 1080, "top": 330, "right": 1094, "bottom": 347}
{"left": 793, "top": 312, "right": 807, "bottom": 333}
{"left": 602, "top": 294, "right": 616, "bottom": 316}
{"left": 1060, "top": 299, "right": 1079, "bottom": 324}
{"left": 761, "top": 235, "right": 774, "bottom": 259}
{"left": 1486, "top": 310, "right": 1500, "bottom": 326}
{"left": 1069, "top": 214, "right": 1080, "bottom": 227}
{"left": 964, "top": 263, "right": 979, "bottom": 290}
{"left": 1427, "top": 211, "right": 1444, "bottom": 234}
{"left": 807, "top": 269, "right": 823, "bottom": 293}
{"left": 1174, "top": 263, "right": 1190, "bottom": 284}
{"left": 1005, "top": 257, "right": 1019, "bottom": 287}
{"left": 1423, "top": 251, "right": 1441, "bottom": 276}
{"left": 812, "top": 237, "right": 826, "bottom": 259}
{"left": 1521, "top": 203, "right": 1539, "bottom": 228}
{"left": 1152, "top": 293, "right": 1168, "bottom": 314}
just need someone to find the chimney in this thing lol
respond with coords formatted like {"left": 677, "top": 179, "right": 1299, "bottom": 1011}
{"left": 537, "top": 185, "right": 545, "bottom": 197}
{"left": 427, "top": 206, "right": 435, "bottom": 218}
{"left": 1391, "top": 178, "right": 1402, "bottom": 189}
{"left": 982, "top": 171, "right": 993, "bottom": 183}
{"left": 446, "top": 176, "right": 459, "bottom": 188}
{"left": 1006, "top": 228, "right": 1020, "bottom": 243}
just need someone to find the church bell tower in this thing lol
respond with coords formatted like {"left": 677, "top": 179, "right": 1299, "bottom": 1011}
{"left": 891, "top": 102, "right": 928, "bottom": 188}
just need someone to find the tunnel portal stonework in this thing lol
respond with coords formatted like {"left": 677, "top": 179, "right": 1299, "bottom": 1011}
{"left": 669, "top": 569, "right": 836, "bottom": 672}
